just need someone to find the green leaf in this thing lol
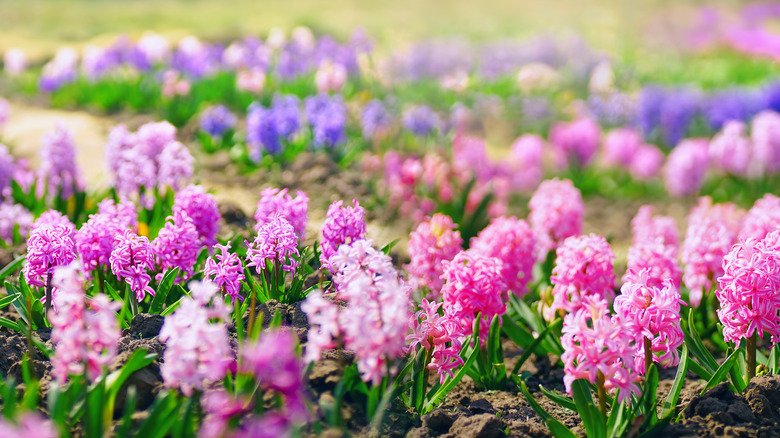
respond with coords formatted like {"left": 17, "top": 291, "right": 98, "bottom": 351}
{"left": 540, "top": 385, "right": 577, "bottom": 411}
{"left": 606, "top": 397, "right": 629, "bottom": 437}
{"left": 0, "top": 317, "right": 22, "bottom": 332}
{"left": 571, "top": 379, "right": 606, "bottom": 438}
{"left": 683, "top": 309, "right": 719, "bottom": 376}
{"left": 150, "top": 268, "right": 180, "bottom": 314}
{"left": 519, "top": 380, "right": 577, "bottom": 438}
{"left": 511, "top": 319, "right": 562, "bottom": 377}
{"left": 640, "top": 364, "right": 659, "bottom": 428}
{"left": 380, "top": 239, "right": 400, "bottom": 255}
{"left": 701, "top": 349, "right": 738, "bottom": 394}
{"left": 728, "top": 347, "right": 748, "bottom": 393}
{"left": 135, "top": 391, "right": 180, "bottom": 438}
{"left": 687, "top": 358, "right": 713, "bottom": 381}
{"left": 661, "top": 345, "right": 688, "bottom": 419}
{"left": 161, "top": 297, "right": 185, "bottom": 316}
{"left": 422, "top": 340, "right": 479, "bottom": 413}
{"left": 0, "top": 256, "right": 24, "bottom": 283}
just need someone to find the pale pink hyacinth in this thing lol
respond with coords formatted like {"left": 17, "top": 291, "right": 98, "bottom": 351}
{"left": 157, "top": 141, "right": 194, "bottom": 192}
{"left": 740, "top": 193, "right": 780, "bottom": 242}
{"left": 624, "top": 242, "right": 682, "bottom": 290}
{"left": 301, "top": 291, "right": 341, "bottom": 363}
{"left": 0, "top": 203, "right": 33, "bottom": 244}
{"left": 716, "top": 231, "right": 780, "bottom": 344}
{"left": 237, "top": 68, "right": 266, "bottom": 94}
{"left": 664, "top": 138, "right": 710, "bottom": 197}
{"left": 408, "top": 299, "right": 467, "bottom": 382}
{"left": 546, "top": 234, "right": 616, "bottom": 320}
{"left": 49, "top": 263, "right": 121, "bottom": 383}
{"left": 681, "top": 197, "right": 744, "bottom": 307}
{"left": 253, "top": 187, "right": 309, "bottom": 239}
{"left": 204, "top": 242, "right": 245, "bottom": 303}
{"left": 549, "top": 117, "right": 601, "bottom": 168}
{"left": 630, "top": 144, "right": 665, "bottom": 180}
{"left": 161, "top": 70, "right": 191, "bottom": 97}
{"left": 602, "top": 128, "right": 642, "bottom": 168}
{"left": 315, "top": 61, "right": 347, "bottom": 93}
{"left": 470, "top": 216, "right": 536, "bottom": 297}
{"left": 319, "top": 199, "right": 367, "bottom": 271}
{"left": 561, "top": 297, "right": 639, "bottom": 403}
{"left": 708, "top": 120, "right": 752, "bottom": 177}
{"left": 528, "top": 178, "right": 584, "bottom": 259}
{"left": 614, "top": 270, "right": 684, "bottom": 373}
{"left": 0, "top": 99, "right": 9, "bottom": 132}
{"left": 160, "top": 281, "right": 233, "bottom": 396}
{"left": 507, "top": 134, "right": 544, "bottom": 192}
{"left": 405, "top": 214, "right": 463, "bottom": 298}
{"left": 110, "top": 229, "right": 156, "bottom": 301}
{"left": 0, "top": 412, "right": 57, "bottom": 438}
{"left": 630, "top": 205, "right": 680, "bottom": 253}
{"left": 97, "top": 198, "right": 138, "bottom": 230}
{"left": 751, "top": 110, "right": 780, "bottom": 175}
{"left": 137, "top": 32, "right": 171, "bottom": 64}
{"left": 441, "top": 251, "right": 507, "bottom": 343}
{"left": 3, "top": 48, "right": 27, "bottom": 75}
{"left": 246, "top": 213, "right": 300, "bottom": 274}
{"left": 152, "top": 211, "right": 202, "bottom": 281}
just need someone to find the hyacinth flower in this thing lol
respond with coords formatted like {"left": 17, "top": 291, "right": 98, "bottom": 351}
{"left": 630, "top": 205, "right": 680, "bottom": 252}
{"left": 528, "top": 178, "right": 584, "bottom": 261}
{"left": 319, "top": 199, "right": 366, "bottom": 272}
{"left": 23, "top": 224, "right": 77, "bottom": 311}
{"left": 160, "top": 281, "right": 233, "bottom": 396}
{"left": 402, "top": 105, "right": 441, "bottom": 137}
{"left": 152, "top": 211, "right": 202, "bottom": 282}
{"left": 204, "top": 242, "right": 245, "bottom": 303}
{"left": 0, "top": 413, "right": 57, "bottom": 438}
{"left": 708, "top": 120, "right": 753, "bottom": 177}
{"left": 49, "top": 263, "right": 121, "bottom": 383}
{"left": 303, "top": 239, "right": 410, "bottom": 385}
{"left": 549, "top": 117, "right": 601, "bottom": 169}
{"left": 614, "top": 270, "right": 684, "bottom": 374}
{"left": 199, "top": 105, "right": 237, "bottom": 139}
{"left": 30, "top": 209, "right": 76, "bottom": 241}
{"left": 407, "top": 299, "right": 467, "bottom": 385}
{"left": 0, "top": 203, "right": 33, "bottom": 245}
{"left": 664, "top": 138, "right": 709, "bottom": 197}
{"left": 624, "top": 241, "right": 682, "bottom": 290}
{"left": 405, "top": 213, "right": 463, "bottom": 299}
{"left": 716, "top": 230, "right": 780, "bottom": 382}
{"left": 470, "top": 216, "right": 536, "bottom": 298}
{"left": 172, "top": 184, "right": 221, "bottom": 247}
{"left": 75, "top": 213, "right": 120, "bottom": 281}
{"left": 305, "top": 94, "right": 347, "bottom": 148}
{"left": 739, "top": 193, "right": 780, "bottom": 242}
{"left": 110, "top": 229, "right": 155, "bottom": 312}
{"left": 37, "top": 124, "right": 85, "bottom": 203}
{"left": 253, "top": 187, "right": 309, "bottom": 239}
{"left": 543, "top": 234, "right": 616, "bottom": 321}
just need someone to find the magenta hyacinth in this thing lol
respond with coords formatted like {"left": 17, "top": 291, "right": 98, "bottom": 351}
{"left": 75, "top": 214, "right": 120, "bottom": 273}
{"left": 408, "top": 299, "right": 467, "bottom": 382}
{"left": 528, "top": 178, "right": 584, "bottom": 258}
{"left": 751, "top": 110, "right": 780, "bottom": 175}
{"left": 204, "top": 242, "right": 245, "bottom": 303}
{"left": 602, "top": 128, "right": 641, "bottom": 168}
{"left": 630, "top": 144, "right": 665, "bottom": 180}
{"left": 549, "top": 117, "right": 601, "bottom": 168}
{"left": 507, "top": 134, "right": 544, "bottom": 192}
{"left": 30, "top": 209, "right": 76, "bottom": 240}
{"left": 246, "top": 213, "right": 300, "bottom": 274}
{"left": 561, "top": 297, "right": 639, "bottom": 404}
{"left": 0, "top": 203, "right": 33, "bottom": 243}
{"left": 740, "top": 193, "right": 780, "bottom": 242}
{"left": 614, "top": 271, "right": 684, "bottom": 373}
{"left": 319, "top": 199, "right": 366, "bottom": 271}
{"left": 664, "top": 138, "right": 710, "bottom": 197}
{"left": 441, "top": 251, "right": 507, "bottom": 342}
{"left": 681, "top": 197, "right": 744, "bottom": 307}
{"left": 405, "top": 214, "right": 463, "bottom": 297}
{"left": 50, "top": 263, "right": 121, "bottom": 383}
{"left": 254, "top": 187, "right": 309, "bottom": 239}
{"left": 97, "top": 198, "right": 138, "bottom": 230}
{"left": 38, "top": 124, "right": 85, "bottom": 200}
{"left": 23, "top": 224, "right": 77, "bottom": 290}
{"left": 716, "top": 231, "right": 780, "bottom": 344}
{"left": 110, "top": 229, "right": 156, "bottom": 301}
{"left": 160, "top": 280, "right": 233, "bottom": 396}
{"left": 152, "top": 211, "right": 202, "bottom": 281}
{"left": 470, "top": 216, "right": 536, "bottom": 297}
{"left": 173, "top": 185, "right": 221, "bottom": 247}
{"left": 546, "top": 234, "right": 616, "bottom": 320}
{"left": 624, "top": 242, "right": 683, "bottom": 290}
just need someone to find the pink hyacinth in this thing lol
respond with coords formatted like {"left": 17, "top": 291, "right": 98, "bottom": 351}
{"left": 199, "top": 390, "right": 252, "bottom": 438}
{"left": 246, "top": 213, "right": 300, "bottom": 274}
{"left": 529, "top": 178, "right": 585, "bottom": 259}
{"left": 507, "top": 134, "right": 544, "bottom": 192}
{"left": 630, "top": 144, "right": 665, "bottom": 180}
{"left": 614, "top": 271, "right": 684, "bottom": 373}
{"left": 624, "top": 242, "right": 682, "bottom": 290}
{"left": 301, "top": 291, "right": 341, "bottom": 363}
{"left": 30, "top": 209, "right": 76, "bottom": 241}
{"left": 630, "top": 205, "right": 680, "bottom": 253}
{"left": 253, "top": 187, "right": 309, "bottom": 239}
{"left": 173, "top": 185, "right": 221, "bottom": 247}
{"left": 405, "top": 214, "right": 463, "bottom": 298}
{"left": 49, "top": 263, "right": 121, "bottom": 383}
{"left": 160, "top": 280, "right": 233, "bottom": 396}
{"left": 602, "top": 128, "right": 642, "bottom": 168}
{"left": 329, "top": 239, "right": 396, "bottom": 294}
{"left": 549, "top": 117, "right": 601, "bottom": 168}
{"left": 546, "top": 234, "right": 616, "bottom": 320}
{"left": 136, "top": 120, "right": 177, "bottom": 158}
{"left": 204, "top": 242, "right": 245, "bottom": 303}
{"left": 441, "top": 251, "right": 507, "bottom": 342}
{"left": 0, "top": 413, "right": 57, "bottom": 438}
{"left": 561, "top": 297, "right": 639, "bottom": 404}
{"left": 157, "top": 140, "right": 194, "bottom": 192}
{"left": 709, "top": 120, "right": 752, "bottom": 177}
{"left": 320, "top": 199, "right": 366, "bottom": 271}
{"left": 37, "top": 124, "right": 85, "bottom": 200}
{"left": 716, "top": 231, "right": 780, "bottom": 344}
{"left": 740, "top": 193, "right": 780, "bottom": 242}
{"left": 751, "top": 110, "right": 780, "bottom": 175}
{"left": 0, "top": 203, "right": 33, "bottom": 244}
{"left": 152, "top": 211, "right": 202, "bottom": 281}
{"left": 110, "top": 229, "right": 156, "bottom": 301}
{"left": 407, "top": 299, "right": 467, "bottom": 382}
{"left": 681, "top": 197, "right": 744, "bottom": 307}
{"left": 470, "top": 216, "right": 536, "bottom": 297}
{"left": 97, "top": 198, "right": 138, "bottom": 230}
{"left": 664, "top": 138, "right": 710, "bottom": 197}
{"left": 23, "top": 224, "right": 77, "bottom": 290}
{"left": 75, "top": 213, "right": 119, "bottom": 273}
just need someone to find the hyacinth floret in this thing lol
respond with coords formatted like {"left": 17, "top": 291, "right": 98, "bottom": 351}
{"left": 30, "top": 209, "right": 76, "bottom": 241}
{"left": 470, "top": 216, "right": 536, "bottom": 297}
{"left": 528, "top": 178, "right": 584, "bottom": 258}
{"left": 253, "top": 187, "right": 309, "bottom": 239}
{"left": 173, "top": 184, "right": 221, "bottom": 247}
{"left": 405, "top": 214, "right": 463, "bottom": 297}
{"left": 0, "top": 412, "right": 58, "bottom": 438}
{"left": 624, "top": 241, "right": 682, "bottom": 290}
{"left": 110, "top": 229, "right": 156, "bottom": 301}
{"left": 204, "top": 242, "right": 245, "bottom": 303}
{"left": 152, "top": 211, "right": 202, "bottom": 281}
{"left": 407, "top": 299, "right": 467, "bottom": 382}
{"left": 320, "top": 199, "right": 366, "bottom": 271}
{"left": 740, "top": 193, "right": 780, "bottom": 242}
{"left": 246, "top": 213, "right": 300, "bottom": 274}
{"left": 23, "top": 224, "right": 77, "bottom": 290}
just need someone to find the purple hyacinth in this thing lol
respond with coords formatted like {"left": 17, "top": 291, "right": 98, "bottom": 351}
{"left": 110, "top": 229, "right": 155, "bottom": 301}
{"left": 320, "top": 199, "right": 367, "bottom": 271}
{"left": 152, "top": 211, "right": 202, "bottom": 281}
{"left": 246, "top": 104, "right": 282, "bottom": 158}
{"left": 361, "top": 100, "right": 392, "bottom": 140}
{"left": 199, "top": 105, "right": 237, "bottom": 138}
{"left": 305, "top": 94, "right": 347, "bottom": 148}
{"left": 0, "top": 203, "right": 33, "bottom": 243}
{"left": 38, "top": 124, "right": 85, "bottom": 200}
{"left": 173, "top": 185, "right": 221, "bottom": 247}
{"left": 402, "top": 105, "right": 440, "bottom": 137}
{"left": 246, "top": 213, "right": 300, "bottom": 274}
{"left": 98, "top": 198, "right": 137, "bottom": 230}
{"left": 23, "top": 224, "right": 77, "bottom": 290}
{"left": 157, "top": 141, "right": 194, "bottom": 192}
{"left": 0, "top": 144, "right": 14, "bottom": 196}
{"left": 253, "top": 187, "right": 309, "bottom": 239}
{"left": 204, "top": 242, "right": 245, "bottom": 303}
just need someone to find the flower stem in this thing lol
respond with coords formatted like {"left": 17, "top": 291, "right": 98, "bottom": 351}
{"left": 597, "top": 371, "right": 608, "bottom": 420}
{"left": 644, "top": 337, "right": 653, "bottom": 376}
{"left": 247, "top": 288, "right": 258, "bottom": 338}
{"left": 747, "top": 333, "right": 757, "bottom": 382}
{"left": 44, "top": 273, "right": 53, "bottom": 314}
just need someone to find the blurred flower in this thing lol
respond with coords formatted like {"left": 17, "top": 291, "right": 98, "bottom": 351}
{"left": 253, "top": 187, "right": 308, "bottom": 239}
{"left": 664, "top": 138, "right": 709, "bottom": 197}
{"left": 750, "top": 110, "right": 780, "bottom": 175}
{"left": 199, "top": 105, "right": 236, "bottom": 138}
{"left": 528, "top": 178, "right": 584, "bottom": 258}
{"left": 470, "top": 216, "right": 536, "bottom": 297}
{"left": 315, "top": 60, "right": 347, "bottom": 93}
{"left": 630, "top": 144, "right": 665, "bottom": 180}
{"left": 506, "top": 134, "right": 544, "bottom": 192}
{"left": 602, "top": 128, "right": 641, "bottom": 168}
{"left": 236, "top": 68, "right": 266, "bottom": 94}
{"left": 161, "top": 70, "right": 191, "bottom": 97}
{"left": 405, "top": 214, "right": 463, "bottom": 298}
{"left": 516, "top": 62, "right": 561, "bottom": 93}
{"left": 402, "top": 105, "right": 440, "bottom": 137}
{"left": 305, "top": 94, "right": 347, "bottom": 148}
{"left": 361, "top": 99, "right": 392, "bottom": 140}
{"left": 3, "top": 48, "right": 27, "bottom": 75}
{"left": 38, "top": 124, "right": 85, "bottom": 200}
{"left": 549, "top": 118, "right": 601, "bottom": 168}
{"left": 0, "top": 412, "right": 57, "bottom": 437}
{"left": 740, "top": 193, "right": 780, "bottom": 242}
{"left": 709, "top": 120, "right": 752, "bottom": 176}
{"left": 0, "top": 203, "right": 33, "bottom": 244}
{"left": 320, "top": 199, "right": 366, "bottom": 271}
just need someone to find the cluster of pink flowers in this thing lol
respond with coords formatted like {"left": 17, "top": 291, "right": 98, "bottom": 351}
{"left": 716, "top": 231, "right": 780, "bottom": 344}
{"left": 246, "top": 213, "right": 300, "bottom": 274}
{"left": 664, "top": 139, "right": 710, "bottom": 197}
{"left": 546, "top": 234, "right": 616, "bottom": 320}
{"left": 49, "top": 263, "right": 121, "bottom": 383}
{"left": 602, "top": 128, "right": 665, "bottom": 180}
{"left": 408, "top": 299, "right": 467, "bottom": 382}
{"left": 152, "top": 211, "right": 201, "bottom": 281}
{"left": 470, "top": 216, "right": 536, "bottom": 297}
{"left": 440, "top": 251, "right": 507, "bottom": 342}
{"left": 751, "top": 111, "right": 780, "bottom": 175}
{"left": 0, "top": 413, "right": 57, "bottom": 438}
{"left": 740, "top": 193, "right": 780, "bottom": 241}
{"left": 549, "top": 118, "right": 601, "bottom": 168}
{"left": 37, "top": 124, "right": 85, "bottom": 200}
{"left": 506, "top": 134, "right": 544, "bottom": 192}
{"left": 561, "top": 297, "right": 639, "bottom": 403}
{"left": 303, "top": 240, "right": 410, "bottom": 384}
{"left": 528, "top": 178, "right": 584, "bottom": 258}
{"left": 319, "top": 199, "right": 366, "bottom": 271}
{"left": 97, "top": 198, "right": 138, "bottom": 229}
{"left": 253, "top": 187, "right": 309, "bottom": 239}
{"left": 160, "top": 280, "right": 233, "bottom": 396}
{"left": 110, "top": 229, "right": 156, "bottom": 301}
{"left": 0, "top": 203, "right": 33, "bottom": 243}
{"left": 630, "top": 205, "right": 680, "bottom": 250}
{"left": 681, "top": 197, "right": 744, "bottom": 307}
{"left": 624, "top": 242, "right": 682, "bottom": 289}
{"left": 173, "top": 185, "right": 221, "bottom": 247}
{"left": 709, "top": 121, "right": 753, "bottom": 177}
{"left": 405, "top": 214, "right": 463, "bottom": 297}
{"left": 30, "top": 210, "right": 76, "bottom": 240}
{"left": 614, "top": 270, "right": 684, "bottom": 373}
{"left": 75, "top": 199, "right": 136, "bottom": 275}
{"left": 23, "top": 224, "right": 77, "bottom": 290}
{"left": 204, "top": 242, "right": 245, "bottom": 303}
